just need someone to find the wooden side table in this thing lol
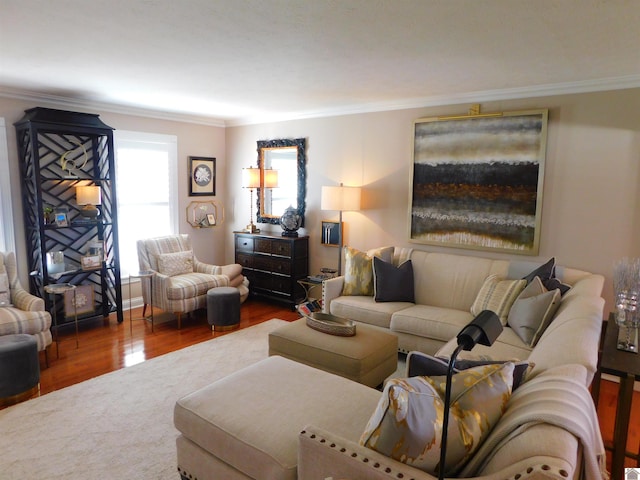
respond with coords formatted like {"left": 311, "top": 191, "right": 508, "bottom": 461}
{"left": 129, "top": 271, "right": 155, "bottom": 334}
{"left": 592, "top": 315, "right": 640, "bottom": 479}
{"left": 44, "top": 283, "right": 79, "bottom": 358}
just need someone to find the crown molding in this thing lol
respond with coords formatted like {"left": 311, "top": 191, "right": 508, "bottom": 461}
{"left": 227, "top": 74, "right": 640, "bottom": 126}
{"left": 2, "top": 74, "right": 639, "bottom": 128}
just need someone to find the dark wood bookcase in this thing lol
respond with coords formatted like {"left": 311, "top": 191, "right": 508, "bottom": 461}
{"left": 15, "top": 107, "right": 123, "bottom": 327}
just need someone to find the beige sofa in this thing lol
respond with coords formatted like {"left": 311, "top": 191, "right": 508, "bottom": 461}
{"left": 174, "top": 249, "right": 606, "bottom": 480}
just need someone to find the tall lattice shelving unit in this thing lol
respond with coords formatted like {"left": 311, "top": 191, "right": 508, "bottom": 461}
{"left": 15, "top": 107, "right": 123, "bottom": 327}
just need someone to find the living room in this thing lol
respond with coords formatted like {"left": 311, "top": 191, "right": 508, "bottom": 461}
{"left": 0, "top": 1, "right": 639, "bottom": 478}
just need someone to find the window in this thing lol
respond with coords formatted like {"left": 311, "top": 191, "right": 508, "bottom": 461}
{"left": 0, "top": 118, "right": 15, "bottom": 252}
{"left": 114, "top": 131, "right": 178, "bottom": 278}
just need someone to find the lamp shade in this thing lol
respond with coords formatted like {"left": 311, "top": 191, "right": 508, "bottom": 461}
{"left": 263, "top": 169, "right": 279, "bottom": 188}
{"left": 242, "top": 167, "right": 261, "bottom": 189}
{"left": 321, "top": 184, "right": 361, "bottom": 212}
{"left": 75, "top": 185, "right": 101, "bottom": 206}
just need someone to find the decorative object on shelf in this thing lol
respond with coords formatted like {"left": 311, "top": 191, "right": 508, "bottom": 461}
{"left": 54, "top": 207, "right": 69, "bottom": 227}
{"left": 59, "top": 139, "right": 88, "bottom": 178}
{"left": 81, "top": 254, "right": 102, "bottom": 270}
{"left": 279, "top": 205, "right": 302, "bottom": 237}
{"left": 185, "top": 200, "right": 223, "bottom": 228}
{"left": 189, "top": 156, "right": 216, "bottom": 196}
{"left": 43, "top": 205, "right": 54, "bottom": 224}
{"left": 64, "top": 284, "right": 95, "bottom": 317}
{"left": 321, "top": 221, "right": 341, "bottom": 246}
{"left": 46, "top": 251, "right": 66, "bottom": 275}
{"left": 613, "top": 257, "right": 640, "bottom": 353}
{"left": 75, "top": 185, "right": 101, "bottom": 218}
{"left": 242, "top": 167, "right": 261, "bottom": 233}
{"left": 321, "top": 183, "right": 361, "bottom": 275}
{"left": 410, "top": 106, "right": 548, "bottom": 255}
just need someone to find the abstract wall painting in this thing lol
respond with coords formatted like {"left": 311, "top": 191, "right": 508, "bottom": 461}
{"left": 409, "top": 109, "right": 548, "bottom": 255}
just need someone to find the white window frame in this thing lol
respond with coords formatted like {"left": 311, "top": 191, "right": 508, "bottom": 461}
{"left": 114, "top": 130, "right": 178, "bottom": 280}
{"left": 0, "top": 118, "right": 15, "bottom": 252}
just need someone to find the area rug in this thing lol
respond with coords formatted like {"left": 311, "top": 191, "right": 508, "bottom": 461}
{"left": 0, "top": 319, "right": 288, "bottom": 480}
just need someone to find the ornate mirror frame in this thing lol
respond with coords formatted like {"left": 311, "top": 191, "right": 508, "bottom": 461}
{"left": 256, "top": 138, "right": 306, "bottom": 226}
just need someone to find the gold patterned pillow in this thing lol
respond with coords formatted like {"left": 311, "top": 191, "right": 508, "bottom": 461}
{"left": 156, "top": 250, "right": 194, "bottom": 276}
{"left": 470, "top": 274, "right": 527, "bottom": 325}
{"left": 342, "top": 246, "right": 394, "bottom": 296}
{"left": 360, "top": 363, "right": 514, "bottom": 476}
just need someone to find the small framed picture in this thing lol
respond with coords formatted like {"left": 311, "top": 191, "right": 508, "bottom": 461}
{"left": 81, "top": 254, "right": 102, "bottom": 270}
{"left": 54, "top": 207, "right": 69, "bottom": 227}
{"left": 321, "top": 221, "right": 342, "bottom": 247}
{"left": 206, "top": 213, "right": 216, "bottom": 226}
{"left": 189, "top": 156, "right": 216, "bottom": 196}
{"left": 64, "top": 285, "right": 95, "bottom": 317}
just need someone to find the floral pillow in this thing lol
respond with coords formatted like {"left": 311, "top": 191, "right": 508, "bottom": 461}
{"left": 360, "top": 363, "right": 514, "bottom": 476}
{"left": 342, "top": 246, "right": 393, "bottom": 296}
{"left": 156, "top": 250, "right": 194, "bottom": 276}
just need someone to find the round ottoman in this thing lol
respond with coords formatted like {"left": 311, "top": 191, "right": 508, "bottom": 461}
{"left": 0, "top": 334, "right": 40, "bottom": 407}
{"left": 207, "top": 287, "right": 240, "bottom": 332}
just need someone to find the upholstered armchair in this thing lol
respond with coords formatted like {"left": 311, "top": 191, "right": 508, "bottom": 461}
{"left": 0, "top": 251, "right": 52, "bottom": 362}
{"left": 136, "top": 234, "right": 249, "bottom": 328}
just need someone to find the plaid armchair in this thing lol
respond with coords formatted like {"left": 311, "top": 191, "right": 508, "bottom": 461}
{"left": 0, "top": 251, "right": 52, "bottom": 360}
{"left": 136, "top": 234, "right": 249, "bottom": 328}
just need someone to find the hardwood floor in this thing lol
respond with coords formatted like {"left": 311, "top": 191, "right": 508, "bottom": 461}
{"left": 35, "top": 299, "right": 639, "bottom": 472}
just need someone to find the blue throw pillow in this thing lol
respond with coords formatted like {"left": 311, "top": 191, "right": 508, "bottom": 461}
{"left": 372, "top": 256, "right": 415, "bottom": 303}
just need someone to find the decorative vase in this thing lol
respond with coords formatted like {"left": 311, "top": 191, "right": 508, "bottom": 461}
{"left": 279, "top": 206, "right": 302, "bottom": 237}
{"left": 613, "top": 258, "right": 640, "bottom": 353}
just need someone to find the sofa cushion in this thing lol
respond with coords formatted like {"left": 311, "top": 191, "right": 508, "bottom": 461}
{"left": 507, "top": 277, "right": 561, "bottom": 346}
{"left": 330, "top": 295, "right": 409, "bottom": 329}
{"left": 436, "top": 328, "right": 533, "bottom": 363}
{"left": 342, "top": 246, "right": 393, "bottom": 296}
{"left": 405, "top": 351, "right": 531, "bottom": 390}
{"left": 359, "top": 363, "right": 514, "bottom": 476}
{"left": 470, "top": 275, "right": 526, "bottom": 325}
{"left": 373, "top": 257, "right": 415, "bottom": 303}
{"left": 390, "top": 305, "right": 474, "bottom": 343}
{"left": 157, "top": 250, "right": 194, "bottom": 276}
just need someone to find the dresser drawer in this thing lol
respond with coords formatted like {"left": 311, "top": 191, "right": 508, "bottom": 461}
{"left": 270, "top": 240, "right": 292, "bottom": 257}
{"left": 236, "top": 253, "right": 254, "bottom": 269}
{"left": 236, "top": 236, "right": 254, "bottom": 253}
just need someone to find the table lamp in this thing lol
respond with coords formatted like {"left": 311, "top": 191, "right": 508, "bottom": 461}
{"left": 242, "top": 167, "right": 261, "bottom": 233}
{"left": 75, "top": 185, "right": 101, "bottom": 218}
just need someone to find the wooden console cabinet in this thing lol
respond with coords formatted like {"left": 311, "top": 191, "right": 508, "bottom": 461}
{"left": 234, "top": 233, "right": 309, "bottom": 308}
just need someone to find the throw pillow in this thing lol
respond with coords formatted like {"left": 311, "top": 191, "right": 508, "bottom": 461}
{"left": 156, "top": 250, "right": 194, "bottom": 276}
{"left": 342, "top": 246, "right": 393, "bottom": 296}
{"left": 470, "top": 274, "right": 527, "bottom": 325}
{"left": 360, "top": 363, "right": 514, "bottom": 476}
{"left": 521, "top": 257, "right": 571, "bottom": 295}
{"left": 372, "top": 257, "right": 415, "bottom": 303}
{"left": 507, "top": 278, "right": 562, "bottom": 346}
{"left": 0, "top": 272, "right": 9, "bottom": 304}
{"left": 406, "top": 351, "right": 531, "bottom": 391}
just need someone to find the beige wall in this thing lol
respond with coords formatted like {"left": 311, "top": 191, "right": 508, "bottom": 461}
{"left": 2, "top": 88, "right": 639, "bottom": 312}
{"left": 0, "top": 97, "right": 226, "bottom": 297}
{"left": 226, "top": 88, "right": 640, "bottom": 311}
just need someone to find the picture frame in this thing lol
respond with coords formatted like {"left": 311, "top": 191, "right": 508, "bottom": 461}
{"left": 64, "top": 285, "right": 95, "bottom": 317}
{"left": 321, "top": 221, "right": 341, "bottom": 247}
{"left": 206, "top": 213, "right": 216, "bottom": 226}
{"left": 189, "top": 156, "right": 216, "bottom": 196}
{"left": 409, "top": 109, "right": 548, "bottom": 255}
{"left": 81, "top": 254, "right": 102, "bottom": 270}
{"left": 185, "top": 200, "right": 223, "bottom": 228}
{"left": 54, "top": 207, "right": 69, "bottom": 227}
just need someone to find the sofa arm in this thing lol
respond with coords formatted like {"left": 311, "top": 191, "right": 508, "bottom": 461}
{"left": 13, "top": 285, "right": 45, "bottom": 311}
{"left": 322, "top": 276, "right": 344, "bottom": 313}
{"left": 298, "top": 425, "right": 437, "bottom": 480}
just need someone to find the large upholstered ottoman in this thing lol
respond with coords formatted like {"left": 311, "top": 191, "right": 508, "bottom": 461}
{"left": 268, "top": 318, "right": 398, "bottom": 387}
{"left": 174, "top": 355, "right": 381, "bottom": 480}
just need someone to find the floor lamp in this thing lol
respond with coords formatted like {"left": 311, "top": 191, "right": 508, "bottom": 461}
{"left": 438, "top": 310, "right": 503, "bottom": 480}
{"left": 320, "top": 183, "right": 361, "bottom": 275}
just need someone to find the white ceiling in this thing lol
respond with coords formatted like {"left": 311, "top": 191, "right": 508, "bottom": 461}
{"left": 1, "top": 0, "right": 639, "bottom": 126}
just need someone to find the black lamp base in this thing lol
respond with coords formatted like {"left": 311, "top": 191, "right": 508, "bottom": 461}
{"left": 281, "top": 231, "right": 299, "bottom": 237}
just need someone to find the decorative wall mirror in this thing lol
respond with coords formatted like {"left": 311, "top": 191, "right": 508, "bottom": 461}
{"left": 256, "top": 138, "right": 306, "bottom": 226}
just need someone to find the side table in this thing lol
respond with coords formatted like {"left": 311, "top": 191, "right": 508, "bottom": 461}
{"left": 129, "top": 271, "right": 155, "bottom": 334}
{"left": 592, "top": 315, "right": 640, "bottom": 479}
{"left": 44, "top": 283, "right": 79, "bottom": 358}
{"left": 297, "top": 277, "right": 323, "bottom": 303}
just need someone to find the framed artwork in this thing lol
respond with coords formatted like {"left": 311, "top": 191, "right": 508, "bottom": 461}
{"left": 185, "top": 200, "right": 222, "bottom": 228}
{"left": 189, "top": 156, "right": 216, "bottom": 196}
{"left": 409, "top": 109, "right": 548, "bottom": 255}
{"left": 321, "top": 221, "right": 341, "bottom": 247}
{"left": 206, "top": 213, "right": 216, "bottom": 226}
{"left": 64, "top": 284, "right": 95, "bottom": 317}
{"left": 54, "top": 207, "right": 69, "bottom": 227}
{"left": 81, "top": 254, "right": 102, "bottom": 270}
